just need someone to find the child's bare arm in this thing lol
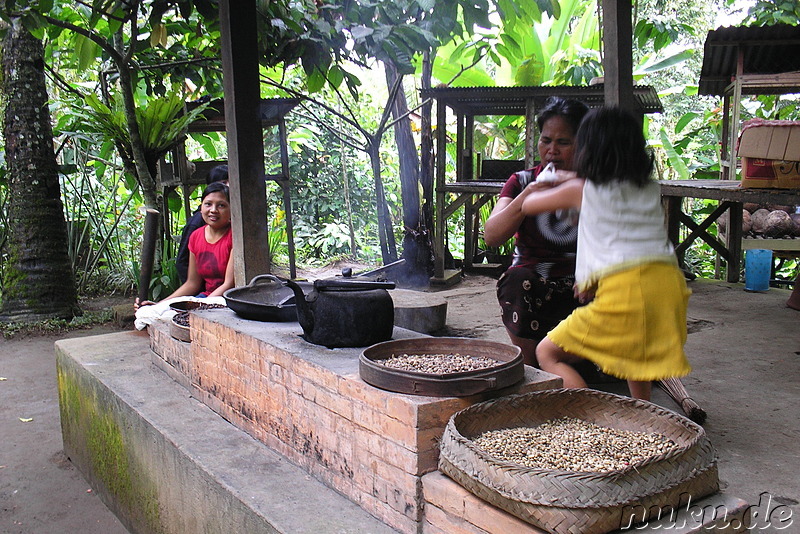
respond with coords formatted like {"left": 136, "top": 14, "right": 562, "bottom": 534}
{"left": 520, "top": 178, "right": 584, "bottom": 216}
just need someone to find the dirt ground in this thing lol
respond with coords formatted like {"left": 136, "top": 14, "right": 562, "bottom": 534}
{"left": 0, "top": 322, "right": 130, "bottom": 534}
{"left": 1, "top": 274, "right": 798, "bottom": 533}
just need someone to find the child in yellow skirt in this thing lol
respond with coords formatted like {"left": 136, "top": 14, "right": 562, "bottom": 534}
{"left": 520, "top": 106, "right": 691, "bottom": 400}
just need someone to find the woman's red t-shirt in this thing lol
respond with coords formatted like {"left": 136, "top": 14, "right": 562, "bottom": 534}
{"left": 188, "top": 226, "right": 233, "bottom": 295}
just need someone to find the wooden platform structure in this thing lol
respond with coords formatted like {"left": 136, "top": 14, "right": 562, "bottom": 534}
{"left": 698, "top": 24, "right": 800, "bottom": 181}
{"left": 691, "top": 24, "right": 800, "bottom": 281}
{"left": 422, "top": 85, "right": 664, "bottom": 283}
{"left": 159, "top": 97, "right": 301, "bottom": 279}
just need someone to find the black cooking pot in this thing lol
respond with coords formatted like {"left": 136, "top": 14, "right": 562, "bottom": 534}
{"left": 223, "top": 274, "right": 312, "bottom": 322}
{"left": 285, "top": 277, "right": 396, "bottom": 348}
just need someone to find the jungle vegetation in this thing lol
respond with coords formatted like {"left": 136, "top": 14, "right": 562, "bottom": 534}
{"left": 0, "top": 0, "right": 798, "bottom": 321}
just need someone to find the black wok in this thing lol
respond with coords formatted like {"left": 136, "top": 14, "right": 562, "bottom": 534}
{"left": 223, "top": 274, "right": 312, "bottom": 322}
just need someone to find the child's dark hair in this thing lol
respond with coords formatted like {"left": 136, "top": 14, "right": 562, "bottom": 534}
{"left": 206, "top": 164, "right": 229, "bottom": 185}
{"left": 536, "top": 97, "right": 589, "bottom": 136}
{"left": 573, "top": 107, "right": 654, "bottom": 186}
{"left": 201, "top": 181, "right": 230, "bottom": 201}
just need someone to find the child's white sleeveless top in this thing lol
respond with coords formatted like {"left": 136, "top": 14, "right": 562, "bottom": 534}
{"left": 575, "top": 179, "right": 676, "bottom": 290}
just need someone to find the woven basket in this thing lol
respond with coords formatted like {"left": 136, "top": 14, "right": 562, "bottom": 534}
{"left": 439, "top": 388, "right": 719, "bottom": 534}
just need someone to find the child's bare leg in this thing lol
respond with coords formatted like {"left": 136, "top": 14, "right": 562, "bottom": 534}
{"left": 536, "top": 337, "right": 588, "bottom": 389}
{"left": 508, "top": 333, "right": 539, "bottom": 367}
{"left": 627, "top": 380, "right": 652, "bottom": 401}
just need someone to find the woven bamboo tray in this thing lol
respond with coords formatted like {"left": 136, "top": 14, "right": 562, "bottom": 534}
{"left": 439, "top": 388, "right": 719, "bottom": 534}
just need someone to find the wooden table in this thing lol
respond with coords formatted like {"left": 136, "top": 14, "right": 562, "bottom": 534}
{"left": 659, "top": 179, "right": 800, "bottom": 283}
{"left": 434, "top": 179, "right": 800, "bottom": 283}
{"left": 434, "top": 181, "right": 504, "bottom": 281}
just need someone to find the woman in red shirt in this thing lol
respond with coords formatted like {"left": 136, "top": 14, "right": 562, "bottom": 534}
{"left": 135, "top": 182, "right": 234, "bottom": 308}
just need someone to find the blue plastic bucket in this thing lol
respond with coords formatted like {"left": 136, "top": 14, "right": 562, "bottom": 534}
{"left": 744, "top": 249, "right": 772, "bottom": 292}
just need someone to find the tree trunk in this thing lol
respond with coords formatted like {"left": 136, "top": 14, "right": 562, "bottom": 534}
{"left": 367, "top": 140, "right": 397, "bottom": 264}
{"left": 384, "top": 61, "right": 432, "bottom": 283}
{"left": 384, "top": 63, "right": 420, "bottom": 229}
{"left": 0, "top": 20, "right": 79, "bottom": 321}
{"left": 419, "top": 50, "right": 435, "bottom": 235}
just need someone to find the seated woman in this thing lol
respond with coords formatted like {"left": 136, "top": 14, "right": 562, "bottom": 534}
{"left": 175, "top": 164, "right": 229, "bottom": 284}
{"left": 135, "top": 182, "right": 234, "bottom": 308}
{"left": 483, "top": 96, "right": 589, "bottom": 367}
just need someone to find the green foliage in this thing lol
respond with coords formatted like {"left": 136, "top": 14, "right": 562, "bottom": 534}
{"left": 476, "top": 199, "right": 514, "bottom": 258}
{"left": 634, "top": 19, "right": 694, "bottom": 53}
{"left": 267, "top": 208, "right": 290, "bottom": 264}
{"left": 744, "top": 0, "right": 800, "bottom": 25}
{"left": 281, "top": 117, "right": 389, "bottom": 263}
{"left": 73, "top": 92, "right": 208, "bottom": 168}
{"left": 150, "top": 239, "right": 180, "bottom": 301}
{"left": 0, "top": 309, "right": 113, "bottom": 339}
{"left": 3, "top": 0, "right": 799, "bottom": 308}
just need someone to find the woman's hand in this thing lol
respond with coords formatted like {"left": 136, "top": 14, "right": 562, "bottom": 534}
{"left": 134, "top": 297, "right": 155, "bottom": 311}
{"left": 524, "top": 170, "right": 578, "bottom": 193}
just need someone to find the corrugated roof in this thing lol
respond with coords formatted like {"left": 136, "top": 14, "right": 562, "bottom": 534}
{"left": 420, "top": 85, "right": 663, "bottom": 115}
{"left": 186, "top": 98, "right": 301, "bottom": 132}
{"left": 698, "top": 24, "right": 800, "bottom": 96}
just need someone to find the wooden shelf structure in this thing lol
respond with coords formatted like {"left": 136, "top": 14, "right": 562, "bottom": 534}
{"left": 422, "top": 85, "right": 663, "bottom": 282}
{"left": 159, "top": 97, "right": 301, "bottom": 278}
{"left": 699, "top": 24, "right": 800, "bottom": 181}
{"left": 660, "top": 180, "right": 800, "bottom": 282}
{"left": 694, "top": 24, "right": 800, "bottom": 279}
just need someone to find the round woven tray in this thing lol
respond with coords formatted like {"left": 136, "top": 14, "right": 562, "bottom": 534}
{"left": 439, "top": 388, "right": 719, "bottom": 534}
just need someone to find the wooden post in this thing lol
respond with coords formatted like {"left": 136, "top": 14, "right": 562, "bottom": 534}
{"left": 434, "top": 100, "right": 447, "bottom": 280}
{"left": 138, "top": 209, "right": 160, "bottom": 302}
{"left": 602, "top": 0, "right": 637, "bottom": 113}
{"left": 277, "top": 117, "right": 297, "bottom": 279}
{"left": 524, "top": 99, "right": 538, "bottom": 168}
{"left": 219, "top": 0, "right": 270, "bottom": 285}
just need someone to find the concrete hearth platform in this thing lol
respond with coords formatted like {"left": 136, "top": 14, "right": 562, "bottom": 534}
{"left": 148, "top": 310, "right": 562, "bottom": 531}
{"left": 57, "top": 327, "right": 752, "bottom": 534}
{"left": 55, "top": 331, "right": 397, "bottom": 534}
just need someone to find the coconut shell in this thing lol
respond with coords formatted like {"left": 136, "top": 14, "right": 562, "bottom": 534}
{"left": 742, "top": 209, "right": 753, "bottom": 234}
{"left": 790, "top": 213, "right": 800, "bottom": 237}
{"left": 720, "top": 209, "right": 756, "bottom": 234}
{"left": 764, "top": 210, "right": 795, "bottom": 237}
{"left": 750, "top": 208, "right": 771, "bottom": 234}
{"left": 717, "top": 211, "right": 727, "bottom": 233}
{"left": 743, "top": 203, "right": 761, "bottom": 213}
{"left": 766, "top": 204, "right": 794, "bottom": 214}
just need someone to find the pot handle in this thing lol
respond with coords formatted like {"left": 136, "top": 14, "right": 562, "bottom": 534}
{"left": 314, "top": 278, "right": 396, "bottom": 290}
{"left": 246, "top": 274, "right": 286, "bottom": 288}
{"left": 413, "top": 376, "right": 497, "bottom": 396}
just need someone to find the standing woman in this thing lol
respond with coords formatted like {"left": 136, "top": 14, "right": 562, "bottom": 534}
{"left": 135, "top": 182, "right": 235, "bottom": 308}
{"left": 484, "top": 97, "right": 589, "bottom": 366}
